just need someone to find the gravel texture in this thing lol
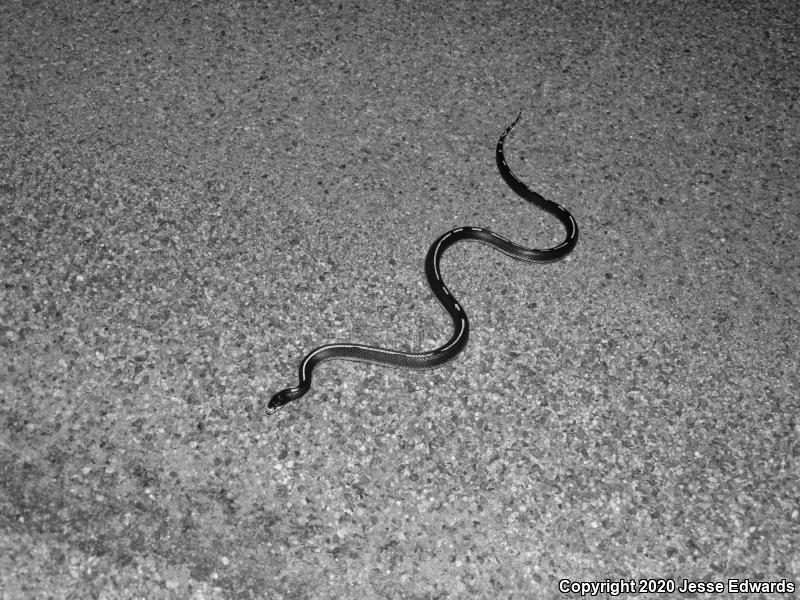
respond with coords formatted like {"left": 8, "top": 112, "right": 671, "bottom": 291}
{"left": 1, "top": 1, "right": 798, "bottom": 598}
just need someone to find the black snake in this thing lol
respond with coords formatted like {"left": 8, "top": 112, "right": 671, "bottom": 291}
{"left": 267, "top": 114, "right": 578, "bottom": 413}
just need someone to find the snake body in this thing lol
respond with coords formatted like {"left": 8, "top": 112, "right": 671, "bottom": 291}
{"left": 267, "top": 114, "right": 578, "bottom": 412}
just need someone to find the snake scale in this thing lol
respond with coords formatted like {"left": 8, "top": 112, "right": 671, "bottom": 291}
{"left": 267, "top": 114, "right": 578, "bottom": 413}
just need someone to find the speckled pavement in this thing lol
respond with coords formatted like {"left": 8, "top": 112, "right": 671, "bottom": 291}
{"left": 1, "top": 1, "right": 797, "bottom": 598}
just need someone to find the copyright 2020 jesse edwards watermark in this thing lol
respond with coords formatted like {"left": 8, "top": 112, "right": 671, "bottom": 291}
{"left": 558, "top": 577, "right": 796, "bottom": 596}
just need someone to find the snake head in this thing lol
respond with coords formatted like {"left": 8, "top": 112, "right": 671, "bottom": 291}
{"left": 266, "top": 386, "right": 307, "bottom": 414}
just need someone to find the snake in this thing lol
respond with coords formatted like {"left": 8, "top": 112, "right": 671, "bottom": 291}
{"left": 267, "top": 113, "right": 578, "bottom": 413}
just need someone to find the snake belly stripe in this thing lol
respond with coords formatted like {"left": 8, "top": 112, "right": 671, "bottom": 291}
{"left": 267, "top": 113, "right": 578, "bottom": 413}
